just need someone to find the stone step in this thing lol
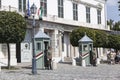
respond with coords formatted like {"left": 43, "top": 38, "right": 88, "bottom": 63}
{"left": 64, "top": 57, "right": 72, "bottom": 62}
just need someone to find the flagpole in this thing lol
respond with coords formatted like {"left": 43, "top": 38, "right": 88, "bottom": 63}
{"left": 27, "top": 0, "right": 30, "bottom": 17}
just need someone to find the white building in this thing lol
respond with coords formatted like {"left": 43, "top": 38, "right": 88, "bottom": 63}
{"left": 0, "top": 0, "right": 108, "bottom": 65}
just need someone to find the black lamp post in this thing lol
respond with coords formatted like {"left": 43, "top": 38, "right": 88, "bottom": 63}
{"left": 30, "top": 3, "right": 37, "bottom": 75}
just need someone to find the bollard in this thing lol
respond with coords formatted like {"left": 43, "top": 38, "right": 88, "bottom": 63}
{"left": 0, "top": 65, "right": 1, "bottom": 71}
{"left": 97, "top": 58, "right": 100, "bottom": 64}
{"left": 72, "top": 58, "right": 76, "bottom": 66}
{"left": 82, "top": 60, "right": 86, "bottom": 67}
{"left": 52, "top": 60, "right": 57, "bottom": 70}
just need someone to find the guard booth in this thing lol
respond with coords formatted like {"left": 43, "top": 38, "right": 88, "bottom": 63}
{"left": 78, "top": 34, "right": 93, "bottom": 66}
{"left": 34, "top": 31, "right": 50, "bottom": 69}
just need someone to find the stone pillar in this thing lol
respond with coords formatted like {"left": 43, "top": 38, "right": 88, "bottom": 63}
{"left": 0, "top": 44, "right": 1, "bottom": 51}
{"left": 72, "top": 58, "right": 76, "bottom": 66}
{"left": 82, "top": 60, "right": 86, "bottom": 67}
{"left": 52, "top": 60, "right": 57, "bottom": 70}
{"left": 58, "top": 33, "right": 62, "bottom": 57}
{"left": 75, "top": 47, "right": 79, "bottom": 58}
{"left": 0, "top": 64, "right": 1, "bottom": 72}
{"left": 70, "top": 45, "right": 74, "bottom": 58}
{"left": 54, "top": 29, "right": 59, "bottom": 57}
{"left": 0, "top": 44, "right": 4, "bottom": 58}
{"left": 10, "top": 44, "right": 17, "bottom": 65}
{"left": 0, "top": 44, "right": 3, "bottom": 70}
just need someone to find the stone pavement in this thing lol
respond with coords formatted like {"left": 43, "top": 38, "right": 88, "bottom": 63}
{"left": 0, "top": 63, "right": 120, "bottom": 80}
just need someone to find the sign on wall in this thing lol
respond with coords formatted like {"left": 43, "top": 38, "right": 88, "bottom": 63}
{"left": 21, "top": 42, "right": 32, "bottom": 62}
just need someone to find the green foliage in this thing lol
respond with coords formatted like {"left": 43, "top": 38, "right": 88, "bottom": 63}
{"left": 70, "top": 27, "right": 95, "bottom": 46}
{"left": 112, "top": 22, "right": 120, "bottom": 31}
{"left": 71, "top": 20, "right": 120, "bottom": 50}
{"left": 70, "top": 27, "right": 107, "bottom": 47}
{"left": 94, "top": 30, "right": 108, "bottom": 47}
{"left": 70, "top": 27, "right": 92, "bottom": 46}
{"left": 107, "top": 20, "right": 120, "bottom": 31}
{"left": 107, "top": 34, "right": 120, "bottom": 49}
{"left": 70, "top": 26, "right": 120, "bottom": 50}
{"left": 0, "top": 11, "right": 27, "bottom": 43}
{"left": 107, "top": 19, "right": 114, "bottom": 30}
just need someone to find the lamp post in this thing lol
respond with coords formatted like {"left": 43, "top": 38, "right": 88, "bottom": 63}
{"left": 30, "top": 3, "right": 37, "bottom": 75}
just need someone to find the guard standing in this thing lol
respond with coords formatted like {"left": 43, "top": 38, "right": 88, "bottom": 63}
{"left": 47, "top": 46, "right": 52, "bottom": 70}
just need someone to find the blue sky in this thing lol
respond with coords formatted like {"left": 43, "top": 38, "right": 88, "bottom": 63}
{"left": 107, "top": 0, "right": 119, "bottom": 22}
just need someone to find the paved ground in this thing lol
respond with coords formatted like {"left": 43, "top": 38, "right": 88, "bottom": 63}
{"left": 0, "top": 63, "right": 120, "bottom": 80}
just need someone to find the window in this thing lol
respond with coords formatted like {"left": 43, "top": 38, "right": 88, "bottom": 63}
{"left": 83, "top": 45, "right": 88, "bottom": 51}
{"left": 18, "top": 0, "right": 22, "bottom": 12}
{"left": 73, "top": 3, "right": 78, "bottom": 21}
{"left": 23, "top": 0, "right": 26, "bottom": 12}
{"left": 18, "top": 0, "right": 26, "bottom": 12}
{"left": 0, "top": 0, "right": 1, "bottom": 8}
{"left": 86, "top": 7, "right": 90, "bottom": 23}
{"left": 58, "top": 0, "right": 64, "bottom": 18}
{"left": 36, "top": 42, "right": 42, "bottom": 51}
{"left": 97, "top": 9, "right": 101, "bottom": 24}
{"left": 40, "top": 0, "right": 47, "bottom": 16}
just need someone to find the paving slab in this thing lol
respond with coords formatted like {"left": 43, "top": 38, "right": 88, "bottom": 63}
{"left": 0, "top": 63, "right": 120, "bottom": 80}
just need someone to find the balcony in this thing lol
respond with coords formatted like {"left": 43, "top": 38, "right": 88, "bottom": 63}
{"left": 43, "top": 14, "right": 109, "bottom": 30}
{"left": 0, "top": 5, "right": 25, "bottom": 17}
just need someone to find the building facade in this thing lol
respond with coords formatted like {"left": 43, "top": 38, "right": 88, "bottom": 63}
{"left": 0, "top": 0, "right": 108, "bottom": 65}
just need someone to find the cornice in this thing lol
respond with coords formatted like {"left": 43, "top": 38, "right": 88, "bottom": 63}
{"left": 94, "top": 0, "right": 107, "bottom": 3}
{"left": 68, "top": 0, "right": 103, "bottom": 9}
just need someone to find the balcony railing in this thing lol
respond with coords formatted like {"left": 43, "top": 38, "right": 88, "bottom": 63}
{"left": 0, "top": 5, "right": 25, "bottom": 17}
{"left": 43, "top": 14, "right": 109, "bottom": 30}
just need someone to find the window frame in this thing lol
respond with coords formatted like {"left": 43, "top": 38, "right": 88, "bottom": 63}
{"left": 36, "top": 42, "right": 42, "bottom": 51}
{"left": 58, "top": 0, "right": 64, "bottom": 18}
{"left": 18, "top": 0, "right": 26, "bottom": 12}
{"left": 97, "top": 9, "right": 101, "bottom": 24}
{"left": 86, "top": 6, "right": 91, "bottom": 23}
{"left": 73, "top": 3, "right": 78, "bottom": 21}
{"left": 18, "top": 0, "right": 22, "bottom": 12}
{"left": 0, "top": 0, "right": 1, "bottom": 8}
{"left": 23, "top": 0, "right": 26, "bottom": 12}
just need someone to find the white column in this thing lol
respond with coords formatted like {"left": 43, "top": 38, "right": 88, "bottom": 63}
{"left": 10, "top": 44, "right": 17, "bottom": 65}
{"left": 0, "top": 44, "right": 2, "bottom": 51}
{"left": 58, "top": 34, "right": 62, "bottom": 57}
{"left": 54, "top": 29, "right": 59, "bottom": 57}
{"left": 0, "top": 44, "right": 4, "bottom": 58}
{"left": 75, "top": 47, "right": 79, "bottom": 57}
{"left": 70, "top": 45, "right": 74, "bottom": 58}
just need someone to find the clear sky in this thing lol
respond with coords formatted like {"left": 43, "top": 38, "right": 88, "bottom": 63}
{"left": 107, "top": 0, "right": 120, "bottom": 22}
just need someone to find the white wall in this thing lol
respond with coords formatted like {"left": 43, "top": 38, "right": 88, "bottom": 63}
{"left": 101, "top": 4, "right": 106, "bottom": 27}
{"left": 47, "top": 0, "right": 58, "bottom": 16}
{"left": 46, "top": 0, "right": 106, "bottom": 29}
{"left": 91, "top": 7, "right": 97, "bottom": 24}
{"left": 78, "top": 4, "right": 86, "bottom": 23}
{"left": 2, "top": 0, "right": 18, "bottom": 8}
{"left": 1, "top": 0, "right": 106, "bottom": 29}
{"left": 64, "top": 0, "right": 73, "bottom": 20}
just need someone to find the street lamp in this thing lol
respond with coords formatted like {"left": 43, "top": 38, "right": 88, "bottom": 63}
{"left": 30, "top": 3, "right": 37, "bottom": 75}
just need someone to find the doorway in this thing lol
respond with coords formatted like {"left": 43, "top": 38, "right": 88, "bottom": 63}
{"left": 44, "top": 41, "right": 49, "bottom": 68}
